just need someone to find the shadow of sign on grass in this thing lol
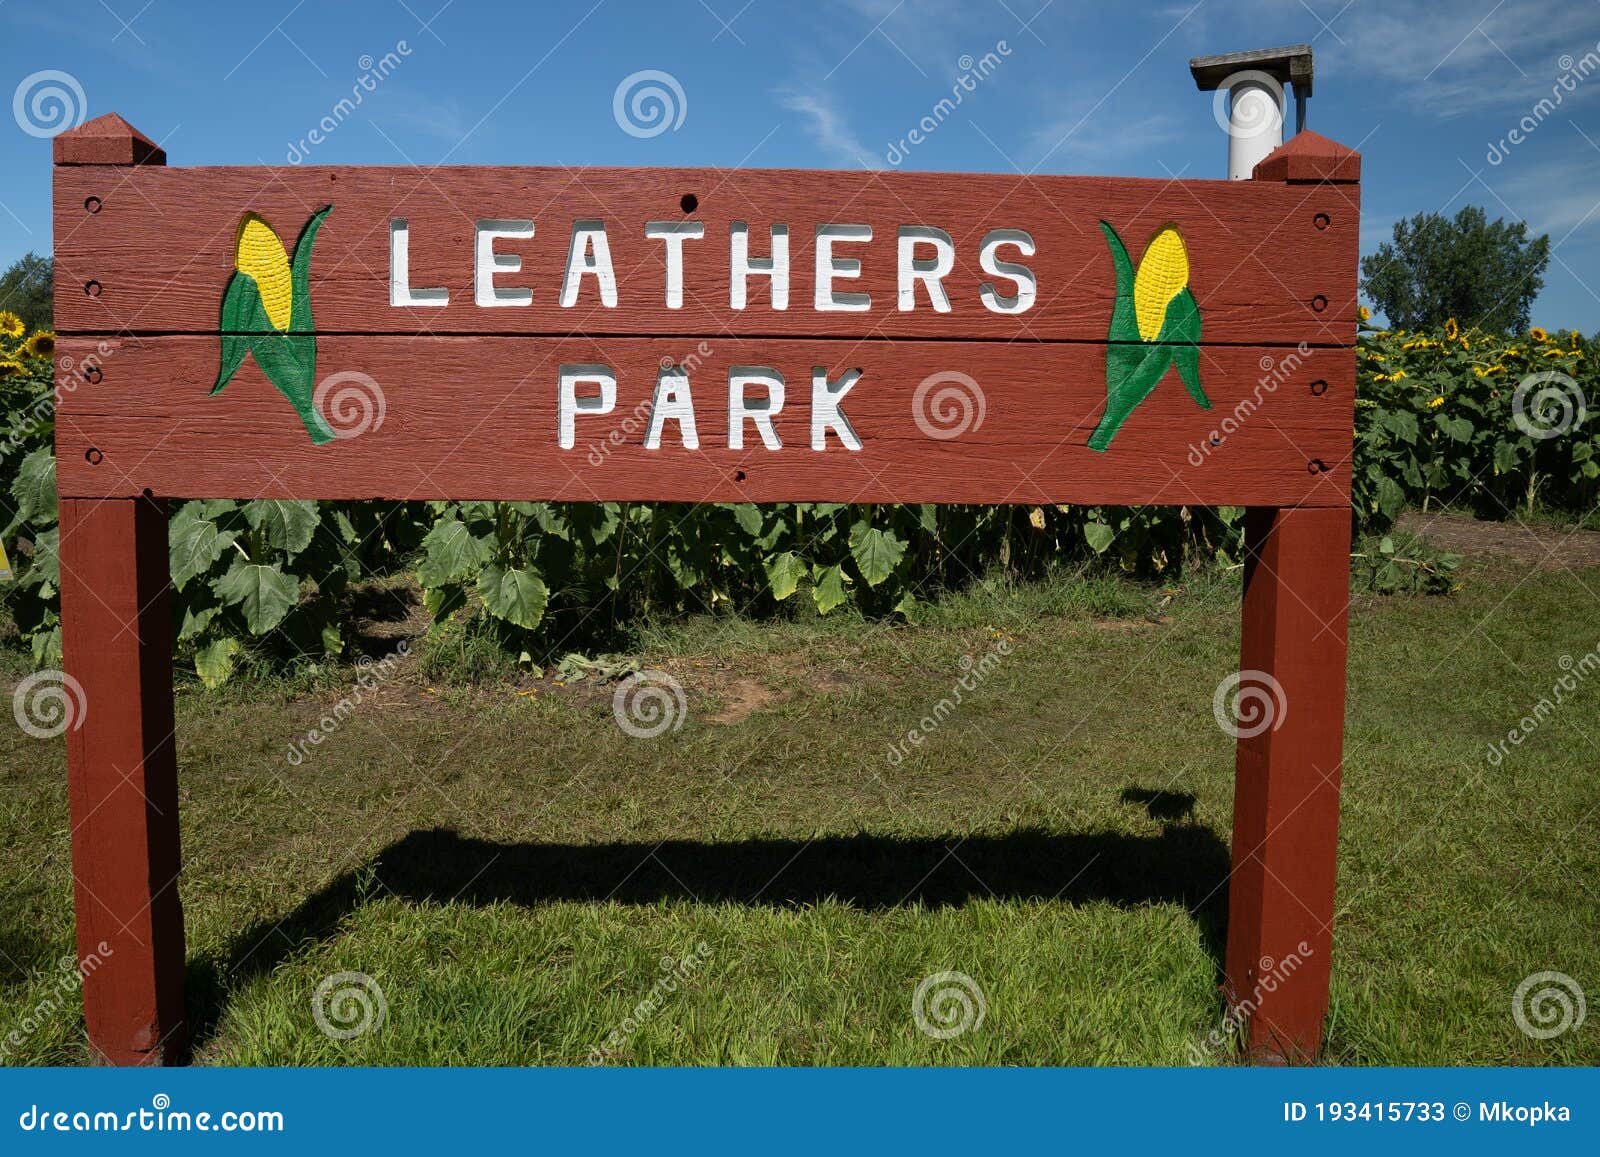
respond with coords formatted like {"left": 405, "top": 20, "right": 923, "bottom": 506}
{"left": 185, "top": 821, "right": 1229, "bottom": 1050}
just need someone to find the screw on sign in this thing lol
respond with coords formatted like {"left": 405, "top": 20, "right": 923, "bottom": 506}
{"left": 47, "top": 87, "right": 1359, "bottom": 1064}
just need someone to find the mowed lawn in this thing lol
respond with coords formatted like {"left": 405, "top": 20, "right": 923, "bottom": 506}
{"left": 2, "top": 544, "right": 1598, "bottom": 1066}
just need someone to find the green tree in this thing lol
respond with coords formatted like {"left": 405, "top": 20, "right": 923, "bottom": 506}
{"left": 1360, "top": 207, "right": 1549, "bottom": 333}
{"left": 0, "top": 253, "right": 52, "bottom": 331}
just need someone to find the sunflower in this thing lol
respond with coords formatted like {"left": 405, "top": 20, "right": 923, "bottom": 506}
{"left": 0, "top": 311, "right": 23, "bottom": 339}
{"left": 1358, "top": 305, "right": 1371, "bottom": 322}
{"left": 0, "top": 359, "right": 27, "bottom": 379}
{"left": 22, "top": 330, "right": 54, "bottom": 359}
{"left": 1531, "top": 326, "right": 1548, "bottom": 342}
{"left": 1444, "top": 318, "right": 1459, "bottom": 340}
{"left": 1428, "top": 395, "right": 1445, "bottom": 408}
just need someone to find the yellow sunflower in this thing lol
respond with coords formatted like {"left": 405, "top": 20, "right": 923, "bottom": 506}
{"left": 0, "top": 311, "right": 23, "bottom": 339}
{"left": 0, "top": 359, "right": 27, "bottom": 379}
{"left": 1531, "top": 327, "right": 1548, "bottom": 342}
{"left": 1444, "top": 318, "right": 1459, "bottom": 340}
{"left": 22, "top": 331, "right": 54, "bottom": 359}
{"left": 1428, "top": 395, "right": 1445, "bottom": 408}
{"left": 1358, "top": 305, "right": 1371, "bottom": 322}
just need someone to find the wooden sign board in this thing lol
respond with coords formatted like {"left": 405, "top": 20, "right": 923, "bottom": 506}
{"left": 50, "top": 113, "right": 1360, "bottom": 1065}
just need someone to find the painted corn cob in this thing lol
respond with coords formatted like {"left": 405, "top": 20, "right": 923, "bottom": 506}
{"left": 1089, "top": 221, "right": 1210, "bottom": 451}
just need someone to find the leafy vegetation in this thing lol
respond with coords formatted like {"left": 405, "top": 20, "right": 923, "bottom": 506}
{"left": 0, "top": 253, "right": 51, "bottom": 334}
{"left": 3, "top": 312, "right": 1594, "bottom": 679}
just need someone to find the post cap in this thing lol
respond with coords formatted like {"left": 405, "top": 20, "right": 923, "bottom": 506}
{"left": 53, "top": 112, "right": 166, "bottom": 166}
{"left": 1190, "top": 45, "right": 1313, "bottom": 98}
{"left": 1251, "top": 129, "right": 1360, "bottom": 182}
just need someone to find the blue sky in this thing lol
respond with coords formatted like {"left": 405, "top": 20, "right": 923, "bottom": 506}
{"left": 2, "top": 0, "right": 1599, "bottom": 330}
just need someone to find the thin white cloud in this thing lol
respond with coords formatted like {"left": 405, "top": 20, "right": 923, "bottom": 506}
{"left": 780, "top": 90, "right": 886, "bottom": 169}
{"left": 1025, "top": 110, "right": 1185, "bottom": 174}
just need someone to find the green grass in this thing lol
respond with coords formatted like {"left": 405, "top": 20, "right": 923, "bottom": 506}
{"left": 2, "top": 556, "right": 1597, "bottom": 1066}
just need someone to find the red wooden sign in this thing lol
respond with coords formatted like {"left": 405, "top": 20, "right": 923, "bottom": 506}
{"left": 51, "top": 112, "right": 1360, "bottom": 1065}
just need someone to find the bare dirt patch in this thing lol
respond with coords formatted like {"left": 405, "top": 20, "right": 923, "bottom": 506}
{"left": 1399, "top": 512, "right": 1600, "bottom": 570}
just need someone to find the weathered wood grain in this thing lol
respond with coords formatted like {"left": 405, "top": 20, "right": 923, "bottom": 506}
{"left": 53, "top": 165, "right": 1359, "bottom": 344}
{"left": 55, "top": 335, "right": 1353, "bottom": 505}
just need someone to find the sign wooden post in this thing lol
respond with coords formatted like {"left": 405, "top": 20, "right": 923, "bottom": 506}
{"left": 51, "top": 113, "right": 1360, "bottom": 1065}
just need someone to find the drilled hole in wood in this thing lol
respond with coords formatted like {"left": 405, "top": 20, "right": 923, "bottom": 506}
{"left": 1313, "top": 212, "right": 1330, "bottom": 230}
{"left": 84, "top": 366, "right": 103, "bottom": 383}
{"left": 84, "top": 280, "right": 102, "bottom": 297}
{"left": 735, "top": 469, "right": 747, "bottom": 482}
{"left": 84, "top": 196, "right": 102, "bottom": 214}
{"left": 680, "top": 193, "right": 698, "bottom": 213}
{"left": 1310, "top": 379, "right": 1328, "bottom": 396}
{"left": 1311, "top": 294, "right": 1327, "bottom": 312}
{"left": 1307, "top": 458, "right": 1329, "bottom": 474}
{"left": 85, "top": 448, "right": 103, "bottom": 465}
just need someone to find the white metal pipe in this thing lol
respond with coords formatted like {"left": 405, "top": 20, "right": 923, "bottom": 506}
{"left": 1227, "top": 79, "right": 1284, "bottom": 180}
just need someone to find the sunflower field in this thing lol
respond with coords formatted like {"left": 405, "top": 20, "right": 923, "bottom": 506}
{"left": 1, "top": 306, "right": 1595, "bottom": 684}
{"left": 1355, "top": 314, "right": 1598, "bottom": 523}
